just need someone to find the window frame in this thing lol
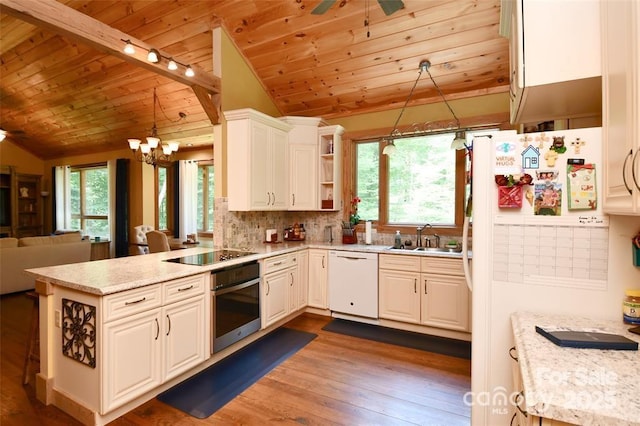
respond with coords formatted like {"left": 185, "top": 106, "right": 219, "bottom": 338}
{"left": 69, "top": 163, "right": 109, "bottom": 237}
{"left": 345, "top": 119, "right": 508, "bottom": 238}
{"left": 155, "top": 161, "right": 175, "bottom": 233}
{"left": 351, "top": 136, "right": 467, "bottom": 237}
{"left": 197, "top": 161, "right": 214, "bottom": 237}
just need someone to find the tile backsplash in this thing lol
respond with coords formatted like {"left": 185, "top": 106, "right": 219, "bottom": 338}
{"left": 215, "top": 197, "right": 343, "bottom": 249}
{"left": 214, "top": 197, "right": 467, "bottom": 249}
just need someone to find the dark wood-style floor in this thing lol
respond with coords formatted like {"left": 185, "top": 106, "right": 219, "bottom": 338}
{"left": 1, "top": 292, "right": 471, "bottom": 425}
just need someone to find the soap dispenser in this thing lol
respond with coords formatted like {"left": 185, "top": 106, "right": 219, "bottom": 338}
{"left": 394, "top": 231, "right": 402, "bottom": 249}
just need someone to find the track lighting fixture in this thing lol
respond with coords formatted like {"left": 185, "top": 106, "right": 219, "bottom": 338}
{"left": 123, "top": 40, "right": 135, "bottom": 55}
{"left": 147, "top": 48, "right": 160, "bottom": 63}
{"left": 121, "top": 39, "right": 194, "bottom": 77}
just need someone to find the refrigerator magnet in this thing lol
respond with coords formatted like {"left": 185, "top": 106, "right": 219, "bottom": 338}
{"left": 570, "top": 138, "right": 586, "bottom": 154}
{"left": 567, "top": 164, "right": 597, "bottom": 210}
{"left": 534, "top": 182, "right": 562, "bottom": 215}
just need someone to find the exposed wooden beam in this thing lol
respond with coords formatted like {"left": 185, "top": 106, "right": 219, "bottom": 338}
{"left": 0, "top": 0, "right": 221, "bottom": 124}
{"left": 192, "top": 85, "right": 220, "bottom": 128}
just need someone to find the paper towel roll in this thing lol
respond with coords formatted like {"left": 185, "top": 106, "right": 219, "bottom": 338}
{"left": 365, "top": 221, "right": 372, "bottom": 244}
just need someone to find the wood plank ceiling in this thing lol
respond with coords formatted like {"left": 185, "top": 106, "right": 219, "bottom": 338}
{"left": 0, "top": 0, "right": 509, "bottom": 160}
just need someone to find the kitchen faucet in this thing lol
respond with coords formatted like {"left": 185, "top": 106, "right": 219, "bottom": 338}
{"left": 416, "top": 224, "right": 432, "bottom": 247}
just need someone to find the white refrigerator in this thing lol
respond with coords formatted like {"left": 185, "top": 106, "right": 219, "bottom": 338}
{"left": 469, "top": 127, "right": 640, "bottom": 425}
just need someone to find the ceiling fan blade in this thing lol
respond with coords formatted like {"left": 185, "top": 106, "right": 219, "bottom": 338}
{"left": 377, "top": 0, "right": 404, "bottom": 16}
{"left": 311, "top": 0, "right": 337, "bottom": 15}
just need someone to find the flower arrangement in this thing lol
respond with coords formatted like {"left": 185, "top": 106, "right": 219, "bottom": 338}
{"left": 349, "top": 196, "right": 361, "bottom": 227}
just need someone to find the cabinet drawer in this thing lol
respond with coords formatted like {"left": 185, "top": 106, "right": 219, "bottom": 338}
{"left": 262, "top": 253, "right": 297, "bottom": 274}
{"left": 421, "top": 257, "right": 464, "bottom": 276}
{"left": 379, "top": 254, "right": 420, "bottom": 272}
{"left": 163, "top": 274, "right": 206, "bottom": 305}
{"left": 103, "top": 285, "right": 162, "bottom": 322}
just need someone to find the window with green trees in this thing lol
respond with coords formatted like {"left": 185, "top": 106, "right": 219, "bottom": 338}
{"left": 157, "top": 165, "right": 169, "bottom": 231}
{"left": 197, "top": 163, "right": 214, "bottom": 233}
{"left": 354, "top": 130, "right": 480, "bottom": 234}
{"left": 70, "top": 165, "right": 108, "bottom": 238}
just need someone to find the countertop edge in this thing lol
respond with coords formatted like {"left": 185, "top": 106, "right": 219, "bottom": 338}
{"left": 25, "top": 242, "right": 471, "bottom": 296}
{"left": 511, "top": 311, "right": 640, "bottom": 426}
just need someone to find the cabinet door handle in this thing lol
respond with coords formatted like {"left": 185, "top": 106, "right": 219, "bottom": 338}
{"left": 166, "top": 314, "right": 171, "bottom": 336}
{"left": 272, "top": 261, "right": 283, "bottom": 266}
{"left": 267, "top": 192, "right": 271, "bottom": 205}
{"left": 271, "top": 192, "right": 276, "bottom": 205}
{"left": 154, "top": 318, "right": 159, "bottom": 340}
{"left": 177, "top": 285, "right": 194, "bottom": 292}
{"left": 290, "top": 272, "right": 294, "bottom": 286}
{"left": 515, "top": 391, "right": 528, "bottom": 417}
{"left": 414, "top": 278, "right": 417, "bottom": 293}
{"left": 125, "top": 297, "right": 146, "bottom": 306}
{"left": 266, "top": 281, "right": 270, "bottom": 295}
{"left": 292, "top": 193, "right": 295, "bottom": 206}
{"left": 322, "top": 256, "right": 325, "bottom": 268}
{"left": 424, "top": 279, "right": 428, "bottom": 295}
{"left": 632, "top": 149, "right": 640, "bottom": 191}
{"left": 623, "top": 149, "right": 633, "bottom": 195}
{"left": 509, "top": 346, "right": 518, "bottom": 362}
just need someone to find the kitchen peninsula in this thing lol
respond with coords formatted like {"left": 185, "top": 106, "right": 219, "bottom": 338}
{"left": 511, "top": 312, "right": 640, "bottom": 426}
{"left": 26, "top": 242, "right": 470, "bottom": 426}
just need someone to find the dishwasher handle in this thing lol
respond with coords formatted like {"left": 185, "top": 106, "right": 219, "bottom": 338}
{"left": 330, "top": 251, "right": 377, "bottom": 261}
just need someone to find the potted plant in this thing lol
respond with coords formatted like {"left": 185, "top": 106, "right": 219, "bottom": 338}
{"left": 342, "top": 197, "right": 361, "bottom": 244}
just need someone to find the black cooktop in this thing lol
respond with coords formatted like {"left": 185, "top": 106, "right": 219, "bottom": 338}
{"left": 164, "top": 250, "right": 256, "bottom": 266}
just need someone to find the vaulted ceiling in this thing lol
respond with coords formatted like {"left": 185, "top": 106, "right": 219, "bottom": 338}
{"left": 0, "top": 0, "right": 509, "bottom": 160}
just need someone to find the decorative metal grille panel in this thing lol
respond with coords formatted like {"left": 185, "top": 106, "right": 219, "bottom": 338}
{"left": 62, "top": 298, "right": 96, "bottom": 368}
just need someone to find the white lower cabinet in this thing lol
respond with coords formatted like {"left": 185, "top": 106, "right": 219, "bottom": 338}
{"left": 262, "top": 253, "right": 298, "bottom": 328}
{"left": 378, "top": 269, "right": 420, "bottom": 323}
{"left": 103, "top": 308, "right": 162, "bottom": 413}
{"left": 307, "top": 249, "right": 328, "bottom": 309}
{"left": 263, "top": 267, "right": 292, "bottom": 326}
{"left": 295, "top": 250, "right": 309, "bottom": 309}
{"left": 163, "top": 296, "right": 207, "bottom": 381}
{"left": 379, "top": 254, "right": 470, "bottom": 332}
{"left": 102, "top": 274, "right": 207, "bottom": 414}
{"left": 420, "top": 274, "right": 469, "bottom": 331}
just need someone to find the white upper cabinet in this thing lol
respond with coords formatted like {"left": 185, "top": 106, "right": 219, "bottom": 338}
{"left": 280, "top": 116, "right": 322, "bottom": 211}
{"left": 225, "top": 109, "right": 292, "bottom": 211}
{"left": 602, "top": 0, "right": 640, "bottom": 215}
{"left": 504, "top": 0, "right": 602, "bottom": 124}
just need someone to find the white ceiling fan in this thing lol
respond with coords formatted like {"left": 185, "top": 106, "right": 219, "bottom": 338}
{"left": 311, "top": 0, "right": 405, "bottom": 16}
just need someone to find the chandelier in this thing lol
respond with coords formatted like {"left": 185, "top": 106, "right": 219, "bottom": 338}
{"left": 128, "top": 88, "right": 179, "bottom": 166}
{"left": 382, "top": 60, "right": 467, "bottom": 155}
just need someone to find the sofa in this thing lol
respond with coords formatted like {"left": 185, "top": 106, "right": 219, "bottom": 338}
{"left": 0, "top": 233, "right": 91, "bottom": 295}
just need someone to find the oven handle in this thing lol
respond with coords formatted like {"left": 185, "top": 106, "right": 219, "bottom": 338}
{"left": 213, "top": 277, "right": 261, "bottom": 296}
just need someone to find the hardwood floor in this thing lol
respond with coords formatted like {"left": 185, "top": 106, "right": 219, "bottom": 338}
{"left": 1, "top": 292, "right": 471, "bottom": 425}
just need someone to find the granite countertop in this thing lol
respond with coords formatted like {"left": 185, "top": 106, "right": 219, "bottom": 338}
{"left": 511, "top": 311, "right": 640, "bottom": 426}
{"left": 25, "top": 241, "right": 471, "bottom": 296}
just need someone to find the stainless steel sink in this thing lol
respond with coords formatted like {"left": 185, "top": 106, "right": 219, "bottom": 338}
{"left": 413, "top": 247, "right": 462, "bottom": 253}
{"left": 385, "top": 246, "right": 462, "bottom": 253}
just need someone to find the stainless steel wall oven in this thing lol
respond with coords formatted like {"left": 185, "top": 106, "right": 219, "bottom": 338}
{"left": 210, "top": 260, "right": 261, "bottom": 353}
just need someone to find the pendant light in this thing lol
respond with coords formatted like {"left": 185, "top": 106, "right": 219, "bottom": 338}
{"left": 382, "top": 60, "right": 467, "bottom": 155}
{"left": 128, "top": 88, "right": 179, "bottom": 166}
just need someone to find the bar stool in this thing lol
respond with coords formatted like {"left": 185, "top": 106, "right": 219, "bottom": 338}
{"left": 22, "top": 291, "right": 40, "bottom": 385}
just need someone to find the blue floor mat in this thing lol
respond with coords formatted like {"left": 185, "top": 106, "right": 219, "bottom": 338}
{"left": 322, "top": 319, "right": 471, "bottom": 359}
{"left": 157, "top": 327, "right": 317, "bottom": 419}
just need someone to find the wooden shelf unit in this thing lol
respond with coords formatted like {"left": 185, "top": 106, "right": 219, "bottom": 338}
{"left": 14, "top": 174, "right": 43, "bottom": 238}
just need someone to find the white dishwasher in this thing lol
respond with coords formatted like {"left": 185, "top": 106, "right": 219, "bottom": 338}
{"left": 328, "top": 250, "right": 378, "bottom": 319}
